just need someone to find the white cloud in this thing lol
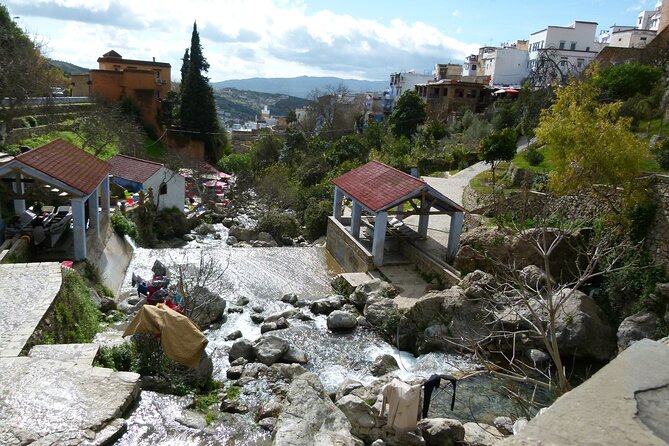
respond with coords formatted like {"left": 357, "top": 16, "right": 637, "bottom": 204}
{"left": 452, "top": 9, "right": 460, "bottom": 17}
{"left": 7, "top": 0, "right": 479, "bottom": 81}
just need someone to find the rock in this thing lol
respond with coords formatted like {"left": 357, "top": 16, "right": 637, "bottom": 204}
{"left": 336, "top": 395, "right": 377, "bottom": 440}
{"left": 617, "top": 310, "right": 658, "bottom": 353}
{"left": 229, "top": 225, "right": 256, "bottom": 242}
{"left": 226, "top": 365, "right": 244, "bottom": 380}
{"left": 520, "top": 265, "right": 547, "bottom": 290}
{"left": 187, "top": 286, "right": 226, "bottom": 328}
{"left": 546, "top": 288, "right": 616, "bottom": 361}
{"left": 120, "top": 295, "right": 146, "bottom": 314}
{"left": 242, "top": 362, "right": 269, "bottom": 378}
{"left": 261, "top": 322, "right": 278, "bottom": 334}
{"left": 220, "top": 399, "right": 249, "bottom": 414}
{"left": 270, "top": 363, "right": 308, "bottom": 381}
{"left": 281, "top": 236, "right": 294, "bottom": 246}
{"left": 404, "top": 293, "right": 446, "bottom": 330}
{"left": 493, "top": 416, "right": 514, "bottom": 435}
{"left": 327, "top": 310, "right": 358, "bottom": 332}
{"left": 225, "top": 330, "right": 243, "bottom": 341}
{"left": 418, "top": 418, "right": 465, "bottom": 446}
{"left": 99, "top": 295, "right": 117, "bottom": 313}
{"left": 251, "top": 314, "right": 265, "bottom": 324}
{"left": 226, "top": 235, "right": 238, "bottom": 245}
{"left": 335, "top": 379, "right": 364, "bottom": 402}
{"left": 527, "top": 348, "right": 550, "bottom": 365}
{"left": 258, "top": 400, "right": 283, "bottom": 420}
{"left": 252, "top": 305, "right": 264, "bottom": 313}
{"left": 363, "top": 297, "right": 399, "bottom": 328}
{"left": 257, "top": 231, "right": 277, "bottom": 245}
{"left": 281, "top": 293, "right": 299, "bottom": 305}
{"left": 222, "top": 218, "right": 234, "bottom": 228}
{"left": 229, "top": 339, "right": 256, "bottom": 362}
{"left": 310, "top": 295, "right": 344, "bottom": 315}
{"left": 236, "top": 296, "right": 250, "bottom": 306}
{"left": 265, "top": 309, "right": 298, "bottom": 323}
{"left": 183, "top": 233, "right": 196, "bottom": 242}
{"left": 460, "top": 270, "right": 497, "bottom": 300}
{"left": 227, "top": 305, "right": 243, "bottom": 314}
{"left": 259, "top": 417, "right": 278, "bottom": 432}
{"left": 176, "top": 409, "right": 207, "bottom": 430}
{"left": 370, "top": 354, "right": 399, "bottom": 377}
{"left": 274, "top": 372, "right": 360, "bottom": 446}
{"left": 254, "top": 336, "right": 290, "bottom": 366}
{"left": 281, "top": 346, "right": 309, "bottom": 364}
{"left": 213, "top": 233, "right": 222, "bottom": 240}
{"left": 230, "top": 357, "right": 248, "bottom": 366}
{"left": 388, "top": 432, "right": 425, "bottom": 446}
{"left": 152, "top": 260, "right": 168, "bottom": 276}
{"left": 194, "top": 223, "right": 216, "bottom": 235}
{"left": 463, "top": 422, "right": 502, "bottom": 446}
{"left": 370, "top": 441, "right": 385, "bottom": 446}
{"left": 276, "top": 317, "right": 289, "bottom": 330}
{"left": 357, "top": 316, "right": 371, "bottom": 328}
{"left": 512, "top": 418, "right": 529, "bottom": 435}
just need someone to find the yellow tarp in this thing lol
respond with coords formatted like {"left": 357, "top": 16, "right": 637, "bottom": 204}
{"left": 123, "top": 304, "right": 208, "bottom": 369}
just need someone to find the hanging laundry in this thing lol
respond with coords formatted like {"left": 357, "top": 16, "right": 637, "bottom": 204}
{"left": 381, "top": 378, "right": 422, "bottom": 432}
{"left": 422, "top": 374, "right": 457, "bottom": 418}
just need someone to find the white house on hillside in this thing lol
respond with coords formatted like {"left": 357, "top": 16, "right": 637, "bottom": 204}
{"left": 478, "top": 40, "right": 529, "bottom": 87}
{"left": 528, "top": 21, "right": 603, "bottom": 81}
{"left": 109, "top": 155, "right": 185, "bottom": 212}
{"left": 389, "top": 70, "right": 433, "bottom": 106}
{"left": 599, "top": 2, "right": 663, "bottom": 48}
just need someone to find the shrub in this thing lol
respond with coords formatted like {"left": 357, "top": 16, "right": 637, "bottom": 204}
{"left": 154, "top": 207, "right": 190, "bottom": 239}
{"left": 304, "top": 199, "right": 331, "bottom": 241}
{"left": 653, "top": 138, "right": 669, "bottom": 170}
{"left": 256, "top": 212, "right": 300, "bottom": 241}
{"left": 111, "top": 211, "right": 138, "bottom": 240}
{"left": 524, "top": 145, "right": 545, "bottom": 166}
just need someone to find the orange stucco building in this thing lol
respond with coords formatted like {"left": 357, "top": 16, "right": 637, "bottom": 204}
{"left": 71, "top": 50, "right": 171, "bottom": 133}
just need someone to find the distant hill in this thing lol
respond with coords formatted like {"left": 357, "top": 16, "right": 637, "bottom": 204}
{"left": 212, "top": 76, "right": 388, "bottom": 99}
{"left": 50, "top": 60, "right": 90, "bottom": 76}
{"left": 214, "top": 88, "right": 309, "bottom": 121}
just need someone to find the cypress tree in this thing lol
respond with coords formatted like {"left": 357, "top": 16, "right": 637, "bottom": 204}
{"left": 180, "top": 22, "right": 223, "bottom": 163}
{"left": 180, "top": 49, "right": 189, "bottom": 85}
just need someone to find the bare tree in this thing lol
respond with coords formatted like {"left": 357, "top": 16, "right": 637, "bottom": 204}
{"left": 526, "top": 48, "right": 581, "bottom": 88}
{"left": 306, "top": 83, "right": 365, "bottom": 139}
{"left": 71, "top": 101, "right": 144, "bottom": 157}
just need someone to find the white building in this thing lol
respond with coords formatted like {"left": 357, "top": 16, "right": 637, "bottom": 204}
{"left": 479, "top": 41, "right": 529, "bottom": 87}
{"left": 462, "top": 55, "right": 478, "bottom": 77}
{"left": 528, "top": 21, "right": 603, "bottom": 79}
{"left": 599, "top": 2, "right": 662, "bottom": 48}
{"left": 389, "top": 70, "right": 433, "bottom": 105}
{"left": 109, "top": 155, "right": 185, "bottom": 212}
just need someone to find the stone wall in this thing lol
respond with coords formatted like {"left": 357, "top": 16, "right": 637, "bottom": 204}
{"left": 647, "top": 174, "right": 669, "bottom": 272}
{"left": 399, "top": 241, "right": 461, "bottom": 286}
{"left": 326, "top": 217, "right": 374, "bottom": 272}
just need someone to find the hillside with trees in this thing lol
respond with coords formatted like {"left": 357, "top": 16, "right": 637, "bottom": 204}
{"left": 214, "top": 88, "right": 308, "bottom": 122}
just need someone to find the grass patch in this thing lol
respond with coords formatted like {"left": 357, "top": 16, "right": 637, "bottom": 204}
{"left": 143, "top": 135, "right": 166, "bottom": 159}
{"left": 512, "top": 145, "right": 559, "bottom": 173}
{"left": 226, "top": 385, "right": 241, "bottom": 401}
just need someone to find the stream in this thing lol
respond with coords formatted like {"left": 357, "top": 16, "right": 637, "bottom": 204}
{"left": 113, "top": 225, "right": 524, "bottom": 445}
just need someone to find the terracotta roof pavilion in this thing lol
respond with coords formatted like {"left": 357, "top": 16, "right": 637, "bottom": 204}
{"left": 109, "top": 154, "right": 163, "bottom": 184}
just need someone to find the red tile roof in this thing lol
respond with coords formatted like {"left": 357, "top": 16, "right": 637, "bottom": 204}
{"left": 16, "top": 139, "right": 111, "bottom": 195}
{"left": 332, "top": 161, "right": 426, "bottom": 212}
{"left": 109, "top": 154, "right": 163, "bottom": 184}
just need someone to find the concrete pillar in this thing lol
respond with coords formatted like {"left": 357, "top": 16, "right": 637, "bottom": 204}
{"left": 13, "top": 172, "right": 25, "bottom": 214}
{"left": 372, "top": 211, "right": 387, "bottom": 267}
{"left": 72, "top": 198, "right": 87, "bottom": 261}
{"left": 100, "top": 175, "right": 111, "bottom": 222}
{"left": 418, "top": 195, "right": 429, "bottom": 238}
{"left": 350, "top": 201, "right": 362, "bottom": 239}
{"left": 447, "top": 211, "right": 465, "bottom": 260}
{"left": 88, "top": 189, "right": 100, "bottom": 241}
{"left": 333, "top": 186, "right": 344, "bottom": 221}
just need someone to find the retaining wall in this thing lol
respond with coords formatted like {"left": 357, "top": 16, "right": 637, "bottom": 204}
{"left": 326, "top": 217, "right": 374, "bottom": 272}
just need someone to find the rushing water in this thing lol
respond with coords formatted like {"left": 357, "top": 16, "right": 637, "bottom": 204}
{"left": 115, "top": 225, "right": 522, "bottom": 444}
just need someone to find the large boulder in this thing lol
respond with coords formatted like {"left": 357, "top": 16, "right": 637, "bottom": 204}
{"left": 274, "top": 372, "right": 362, "bottom": 446}
{"left": 370, "top": 354, "right": 399, "bottom": 377}
{"left": 336, "top": 394, "right": 379, "bottom": 443}
{"left": 364, "top": 297, "right": 400, "bottom": 328}
{"left": 254, "top": 335, "right": 290, "bottom": 366}
{"left": 310, "top": 295, "right": 344, "bottom": 315}
{"left": 463, "top": 422, "right": 503, "bottom": 446}
{"left": 459, "top": 270, "right": 497, "bottom": 300}
{"left": 229, "top": 339, "right": 255, "bottom": 362}
{"left": 186, "top": 286, "right": 226, "bottom": 328}
{"left": 418, "top": 418, "right": 465, "bottom": 446}
{"left": 327, "top": 310, "right": 358, "bottom": 332}
{"left": 617, "top": 310, "right": 658, "bottom": 353}
{"left": 281, "top": 346, "right": 309, "bottom": 364}
{"left": 228, "top": 225, "right": 256, "bottom": 242}
{"left": 404, "top": 294, "right": 446, "bottom": 329}
{"left": 548, "top": 289, "right": 616, "bottom": 361}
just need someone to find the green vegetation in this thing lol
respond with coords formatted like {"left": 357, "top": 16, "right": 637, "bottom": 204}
{"left": 389, "top": 91, "right": 427, "bottom": 139}
{"left": 256, "top": 212, "right": 300, "bottom": 241}
{"left": 226, "top": 384, "right": 241, "bottom": 401}
{"left": 111, "top": 211, "right": 139, "bottom": 240}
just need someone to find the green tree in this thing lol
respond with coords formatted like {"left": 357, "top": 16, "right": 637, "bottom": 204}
{"left": 180, "top": 22, "right": 222, "bottom": 163}
{"left": 217, "top": 152, "right": 253, "bottom": 184}
{"left": 250, "top": 135, "right": 282, "bottom": 171}
{"left": 535, "top": 73, "right": 648, "bottom": 214}
{"left": 596, "top": 62, "right": 663, "bottom": 101}
{"left": 285, "top": 109, "right": 298, "bottom": 124}
{"left": 325, "top": 134, "right": 368, "bottom": 166}
{"left": 180, "top": 49, "right": 190, "bottom": 85}
{"left": 479, "top": 127, "right": 517, "bottom": 199}
{"left": 389, "top": 91, "right": 426, "bottom": 139}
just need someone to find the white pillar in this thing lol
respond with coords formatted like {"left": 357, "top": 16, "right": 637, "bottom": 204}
{"left": 72, "top": 198, "right": 87, "bottom": 261}
{"left": 333, "top": 186, "right": 344, "bottom": 221}
{"left": 13, "top": 172, "right": 25, "bottom": 214}
{"left": 372, "top": 211, "right": 387, "bottom": 267}
{"left": 350, "top": 201, "right": 362, "bottom": 239}
{"left": 88, "top": 189, "right": 100, "bottom": 241}
{"left": 447, "top": 211, "right": 465, "bottom": 260}
{"left": 418, "top": 196, "right": 429, "bottom": 238}
{"left": 101, "top": 175, "right": 111, "bottom": 222}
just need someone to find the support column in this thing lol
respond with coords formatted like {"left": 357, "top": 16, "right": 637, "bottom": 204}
{"left": 372, "top": 211, "right": 387, "bottom": 267}
{"left": 350, "top": 201, "right": 362, "bottom": 239}
{"left": 447, "top": 211, "right": 465, "bottom": 260}
{"left": 88, "top": 189, "right": 100, "bottom": 241}
{"left": 13, "top": 172, "right": 25, "bottom": 214}
{"left": 418, "top": 196, "right": 429, "bottom": 239}
{"left": 100, "top": 175, "right": 111, "bottom": 222}
{"left": 332, "top": 186, "right": 344, "bottom": 221}
{"left": 72, "top": 198, "right": 87, "bottom": 261}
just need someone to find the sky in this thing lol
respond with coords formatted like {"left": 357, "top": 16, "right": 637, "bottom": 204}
{"left": 3, "top": 0, "right": 660, "bottom": 82}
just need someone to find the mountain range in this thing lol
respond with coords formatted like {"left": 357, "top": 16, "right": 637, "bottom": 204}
{"left": 212, "top": 76, "right": 388, "bottom": 99}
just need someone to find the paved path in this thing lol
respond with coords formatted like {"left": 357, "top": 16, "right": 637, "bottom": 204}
{"left": 0, "top": 262, "right": 62, "bottom": 357}
{"left": 423, "top": 161, "right": 490, "bottom": 207}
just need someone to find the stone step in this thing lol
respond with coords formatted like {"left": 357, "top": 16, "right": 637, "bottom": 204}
{"left": 29, "top": 343, "right": 100, "bottom": 366}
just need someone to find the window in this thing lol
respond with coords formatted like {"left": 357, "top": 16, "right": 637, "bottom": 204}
{"left": 586, "top": 46, "right": 590, "bottom": 51}
{"left": 455, "top": 89, "right": 464, "bottom": 98}
{"left": 570, "top": 42, "right": 576, "bottom": 50}
{"left": 559, "top": 41, "right": 565, "bottom": 49}
{"left": 559, "top": 60, "right": 568, "bottom": 68}
{"left": 577, "top": 58, "right": 584, "bottom": 68}
{"left": 471, "top": 64, "right": 476, "bottom": 70}
{"left": 466, "top": 89, "right": 477, "bottom": 98}
{"left": 641, "top": 37, "right": 647, "bottom": 41}
{"left": 159, "top": 182, "right": 167, "bottom": 195}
